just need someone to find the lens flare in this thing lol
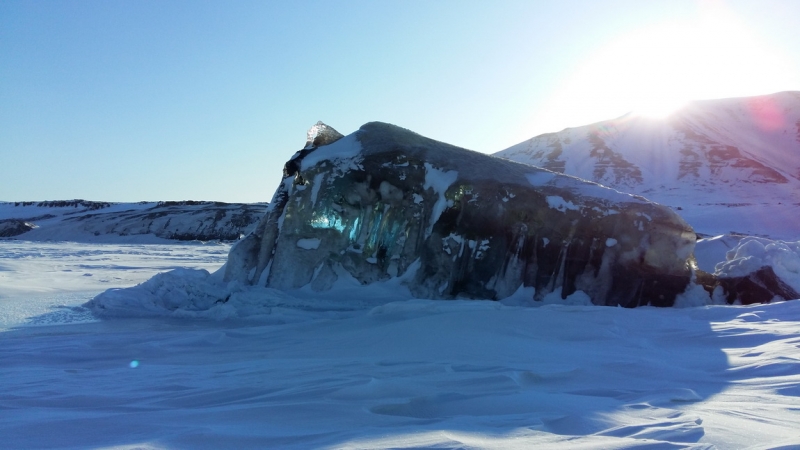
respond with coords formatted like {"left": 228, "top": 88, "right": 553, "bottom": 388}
{"left": 747, "top": 96, "right": 786, "bottom": 131}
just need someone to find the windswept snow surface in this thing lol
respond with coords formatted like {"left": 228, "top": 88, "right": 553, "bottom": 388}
{"left": 2, "top": 241, "right": 800, "bottom": 449}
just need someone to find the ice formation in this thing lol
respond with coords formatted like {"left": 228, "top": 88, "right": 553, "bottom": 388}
{"left": 223, "top": 122, "right": 697, "bottom": 307}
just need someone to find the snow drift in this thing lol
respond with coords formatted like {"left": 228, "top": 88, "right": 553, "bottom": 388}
{"left": 6, "top": 237, "right": 799, "bottom": 449}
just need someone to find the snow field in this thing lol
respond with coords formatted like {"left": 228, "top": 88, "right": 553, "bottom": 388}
{"left": 0, "top": 240, "right": 230, "bottom": 329}
{"left": 1, "top": 241, "right": 800, "bottom": 448}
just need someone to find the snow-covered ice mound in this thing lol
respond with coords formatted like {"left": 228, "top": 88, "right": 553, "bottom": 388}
{"left": 683, "top": 235, "right": 800, "bottom": 306}
{"left": 715, "top": 237, "right": 800, "bottom": 289}
{"left": 711, "top": 237, "right": 800, "bottom": 304}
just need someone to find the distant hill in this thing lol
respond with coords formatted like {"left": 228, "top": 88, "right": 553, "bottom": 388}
{"left": 0, "top": 200, "right": 268, "bottom": 243}
{"left": 496, "top": 91, "right": 800, "bottom": 239}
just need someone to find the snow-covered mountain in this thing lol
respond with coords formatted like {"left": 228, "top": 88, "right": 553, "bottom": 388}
{"left": 496, "top": 91, "right": 800, "bottom": 239}
{"left": 0, "top": 200, "right": 267, "bottom": 243}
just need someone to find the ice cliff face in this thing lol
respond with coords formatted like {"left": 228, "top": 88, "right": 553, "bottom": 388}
{"left": 224, "top": 122, "right": 697, "bottom": 307}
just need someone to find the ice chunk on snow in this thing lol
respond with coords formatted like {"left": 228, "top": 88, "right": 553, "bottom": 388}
{"left": 541, "top": 287, "right": 594, "bottom": 306}
{"left": 674, "top": 281, "right": 719, "bottom": 307}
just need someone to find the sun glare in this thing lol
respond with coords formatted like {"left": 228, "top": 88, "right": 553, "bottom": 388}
{"left": 529, "top": 2, "right": 795, "bottom": 130}
{"left": 632, "top": 99, "right": 688, "bottom": 119}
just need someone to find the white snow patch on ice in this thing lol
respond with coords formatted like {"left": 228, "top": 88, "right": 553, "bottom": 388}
{"left": 300, "top": 132, "right": 362, "bottom": 169}
{"left": 546, "top": 195, "right": 580, "bottom": 212}
{"left": 310, "top": 173, "right": 325, "bottom": 206}
{"left": 296, "top": 238, "right": 322, "bottom": 250}
{"left": 423, "top": 163, "right": 458, "bottom": 238}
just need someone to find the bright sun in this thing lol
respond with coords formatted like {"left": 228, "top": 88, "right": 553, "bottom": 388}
{"left": 533, "top": 2, "right": 794, "bottom": 127}
{"left": 616, "top": 13, "right": 745, "bottom": 119}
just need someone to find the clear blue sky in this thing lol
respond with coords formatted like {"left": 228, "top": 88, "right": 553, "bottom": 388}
{"left": 2, "top": 0, "right": 798, "bottom": 203}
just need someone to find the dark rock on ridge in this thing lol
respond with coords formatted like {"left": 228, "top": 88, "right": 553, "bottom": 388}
{"left": 14, "top": 200, "right": 112, "bottom": 210}
{"left": 0, "top": 219, "right": 36, "bottom": 237}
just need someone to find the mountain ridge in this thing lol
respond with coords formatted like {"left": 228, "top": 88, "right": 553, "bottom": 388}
{"left": 0, "top": 200, "right": 267, "bottom": 243}
{"left": 496, "top": 91, "right": 800, "bottom": 239}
